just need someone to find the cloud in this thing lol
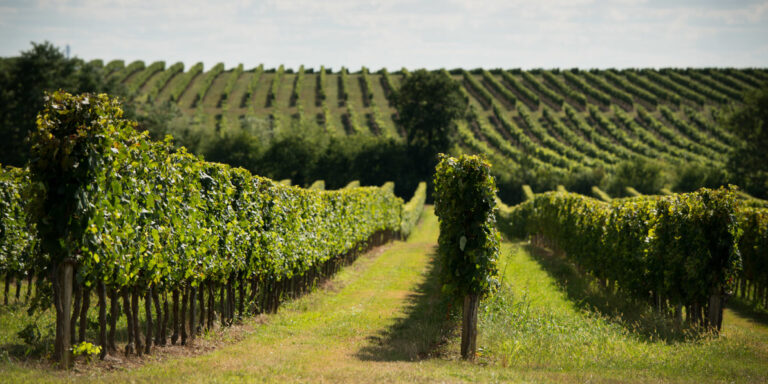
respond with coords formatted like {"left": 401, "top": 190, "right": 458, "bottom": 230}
{"left": 0, "top": 0, "right": 766, "bottom": 69}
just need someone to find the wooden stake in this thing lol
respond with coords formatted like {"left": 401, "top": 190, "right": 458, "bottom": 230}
{"left": 132, "top": 289, "right": 142, "bottom": 356}
{"left": 78, "top": 287, "right": 90, "bottom": 343}
{"left": 54, "top": 260, "right": 74, "bottom": 368}
{"left": 188, "top": 286, "right": 196, "bottom": 340}
{"left": 123, "top": 289, "right": 135, "bottom": 355}
{"left": 70, "top": 283, "right": 82, "bottom": 344}
{"left": 180, "top": 287, "right": 188, "bottom": 345}
{"left": 98, "top": 282, "right": 107, "bottom": 360}
{"left": 172, "top": 289, "right": 180, "bottom": 345}
{"left": 144, "top": 287, "right": 152, "bottom": 355}
{"left": 108, "top": 288, "right": 118, "bottom": 352}
{"left": 461, "top": 294, "right": 479, "bottom": 360}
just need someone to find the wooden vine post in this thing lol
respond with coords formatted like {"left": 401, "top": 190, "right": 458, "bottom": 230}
{"left": 53, "top": 258, "right": 75, "bottom": 368}
{"left": 433, "top": 154, "right": 500, "bottom": 360}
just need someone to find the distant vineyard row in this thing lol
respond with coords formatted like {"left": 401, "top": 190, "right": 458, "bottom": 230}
{"left": 99, "top": 59, "right": 766, "bottom": 188}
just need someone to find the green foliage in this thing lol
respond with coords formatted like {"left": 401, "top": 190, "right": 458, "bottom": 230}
{"left": 169, "top": 62, "right": 203, "bottom": 102}
{"left": 380, "top": 68, "right": 396, "bottom": 103}
{"left": 291, "top": 65, "right": 304, "bottom": 106}
{"left": 498, "top": 188, "right": 742, "bottom": 316}
{"left": 345, "top": 101, "right": 364, "bottom": 134}
{"left": 591, "top": 186, "right": 612, "bottom": 202}
{"left": 0, "top": 42, "right": 116, "bottom": 166}
{"left": 480, "top": 70, "right": 516, "bottom": 107}
{"left": 316, "top": 66, "right": 327, "bottom": 104}
{"left": 219, "top": 63, "right": 243, "bottom": 108}
{"left": 28, "top": 92, "right": 140, "bottom": 270}
{"left": 17, "top": 323, "right": 42, "bottom": 346}
{"left": 338, "top": 67, "right": 349, "bottom": 104}
{"left": 607, "top": 158, "right": 667, "bottom": 196}
{"left": 522, "top": 185, "right": 534, "bottom": 201}
{"left": 195, "top": 62, "right": 225, "bottom": 107}
{"left": 395, "top": 69, "right": 467, "bottom": 155}
{"left": 1, "top": 49, "right": 759, "bottom": 208}
{"left": 521, "top": 71, "right": 563, "bottom": 106}
{"left": 308, "top": 180, "right": 325, "bottom": 190}
{"left": 582, "top": 70, "right": 633, "bottom": 106}
{"left": 462, "top": 70, "right": 493, "bottom": 108}
{"left": 266, "top": 65, "right": 284, "bottom": 106}
{"left": 623, "top": 69, "right": 680, "bottom": 106}
{"left": 103, "top": 60, "right": 124, "bottom": 76}
{"left": 566, "top": 166, "right": 606, "bottom": 196}
{"left": 723, "top": 86, "right": 768, "bottom": 199}
{"left": 541, "top": 70, "right": 586, "bottom": 107}
{"left": 660, "top": 105, "right": 729, "bottom": 154}
{"left": 126, "top": 61, "right": 164, "bottom": 96}
{"left": 500, "top": 71, "right": 539, "bottom": 106}
{"left": 241, "top": 64, "right": 264, "bottom": 108}
{"left": 27, "top": 91, "right": 404, "bottom": 293}
{"left": 360, "top": 67, "right": 374, "bottom": 106}
{"left": 738, "top": 206, "right": 768, "bottom": 303}
{"left": 642, "top": 69, "right": 706, "bottom": 105}
{"left": 563, "top": 69, "right": 611, "bottom": 105}
{"left": 674, "top": 163, "right": 728, "bottom": 192}
{"left": 603, "top": 70, "right": 658, "bottom": 106}
{"left": 434, "top": 154, "right": 500, "bottom": 298}
{"left": 663, "top": 69, "right": 729, "bottom": 104}
{"left": 0, "top": 166, "right": 36, "bottom": 280}
{"left": 401, "top": 182, "right": 427, "bottom": 238}
{"left": 146, "top": 62, "right": 183, "bottom": 102}
{"left": 71, "top": 341, "right": 101, "bottom": 362}
{"left": 110, "top": 60, "right": 145, "bottom": 84}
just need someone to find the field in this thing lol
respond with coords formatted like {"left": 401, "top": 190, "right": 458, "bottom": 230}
{"left": 2, "top": 207, "right": 767, "bottom": 383}
{"left": 105, "top": 59, "right": 768, "bottom": 192}
{"left": 1, "top": 57, "right": 767, "bottom": 382}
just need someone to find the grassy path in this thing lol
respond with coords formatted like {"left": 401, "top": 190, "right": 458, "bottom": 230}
{"left": 4, "top": 206, "right": 768, "bottom": 383}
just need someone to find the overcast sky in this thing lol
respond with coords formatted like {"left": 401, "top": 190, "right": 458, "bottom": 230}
{"left": 1, "top": 0, "right": 767, "bottom": 71}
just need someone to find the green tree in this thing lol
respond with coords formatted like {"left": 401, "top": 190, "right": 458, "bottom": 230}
{"left": 0, "top": 42, "right": 112, "bottom": 166}
{"left": 722, "top": 87, "right": 768, "bottom": 198}
{"left": 394, "top": 69, "right": 467, "bottom": 155}
{"left": 606, "top": 157, "right": 667, "bottom": 196}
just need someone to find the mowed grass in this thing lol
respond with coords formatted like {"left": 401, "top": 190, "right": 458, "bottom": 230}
{"left": 2, "top": 207, "right": 768, "bottom": 383}
{"left": 477, "top": 243, "right": 768, "bottom": 382}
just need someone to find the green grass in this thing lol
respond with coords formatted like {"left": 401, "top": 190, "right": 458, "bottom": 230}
{"left": 2, "top": 207, "right": 767, "bottom": 383}
{"left": 477, "top": 243, "right": 768, "bottom": 382}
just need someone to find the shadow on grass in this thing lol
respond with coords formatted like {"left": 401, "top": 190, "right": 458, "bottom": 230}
{"left": 525, "top": 243, "right": 701, "bottom": 343}
{"left": 355, "top": 248, "right": 457, "bottom": 362}
{"left": 726, "top": 297, "right": 768, "bottom": 327}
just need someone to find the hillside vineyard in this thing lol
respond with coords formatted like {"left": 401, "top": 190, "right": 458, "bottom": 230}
{"left": 98, "top": 60, "right": 766, "bottom": 172}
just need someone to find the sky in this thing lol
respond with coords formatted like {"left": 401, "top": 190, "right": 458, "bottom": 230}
{"left": 1, "top": 0, "right": 767, "bottom": 71}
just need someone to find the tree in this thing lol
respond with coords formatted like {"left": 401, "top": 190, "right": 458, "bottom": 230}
{"left": 722, "top": 87, "right": 768, "bottom": 198}
{"left": 0, "top": 42, "right": 112, "bottom": 166}
{"left": 394, "top": 69, "right": 467, "bottom": 156}
{"left": 606, "top": 157, "right": 667, "bottom": 196}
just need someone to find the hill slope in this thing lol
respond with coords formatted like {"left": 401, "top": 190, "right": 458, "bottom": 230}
{"left": 109, "top": 61, "right": 766, "bottom": 176}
